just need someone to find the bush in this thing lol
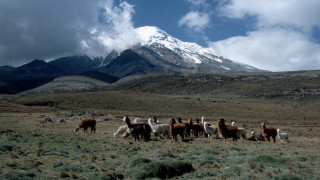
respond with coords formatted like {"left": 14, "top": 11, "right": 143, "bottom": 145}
{"left": 130, "top": 158, "right": 152, "bottom": 168}
{"left": 3, "top": 172, "right": 36, "bottom": 180}
{"left": 251, "top": 155, "right": 287, "bottom": 166}
{"left": 0, "top": 144, "right": 14, "bottom": 152}
{"left": 127, "top": 160, "right": 194, "bottom": 179}
{"left": 274, "top": 173, "right": 302, "bottom": 180}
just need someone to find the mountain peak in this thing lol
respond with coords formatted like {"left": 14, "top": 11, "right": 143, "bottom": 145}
{"left": 135, "top": 26, "right": 218, "bottom": 64}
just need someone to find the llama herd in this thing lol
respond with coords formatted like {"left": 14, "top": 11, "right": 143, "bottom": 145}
{"left": 72, "top": 116, "right": 289, "bottom": 144}
{"left": 109, "top": 116, "right": 289, "bottom": 144}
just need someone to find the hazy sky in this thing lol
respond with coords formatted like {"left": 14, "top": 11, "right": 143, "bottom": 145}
{"left": 0, "top": 0, "right": 320, "bottom": 71}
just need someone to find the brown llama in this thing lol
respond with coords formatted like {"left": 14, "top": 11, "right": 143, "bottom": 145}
{"left": 188, "top": 118, "right": 203, "bottom": 138}
{"left": 74, "top": 118, "right": 96, "bottom": 133}
{"left": 123, "top": 116, "right": 151, "bottom": 141}
{"left": 178, "top": 117, "right": 191, "bottom": 138}
{"left": 170, "top": 118, "right": 186, "bottom": 141}
{"left": 261, "top": 120, "right": 277, "bottom": 142}
{"left": 217, "top": 119, "right": 238, "bottom": 142}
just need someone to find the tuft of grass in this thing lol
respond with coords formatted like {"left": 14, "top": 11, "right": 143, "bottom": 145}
{"left": 251, "top": 155, "right": 288, "bottom": 166}
{"left": 149, "top": 148, "right": 174, "bottom": 159}
{"left": 274, "top": 173, "right": 302, "bottom": 180}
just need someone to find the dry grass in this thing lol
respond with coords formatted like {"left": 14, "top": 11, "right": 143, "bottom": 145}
{"left": 0, "top": 90, "right": 320, "bottom": 179}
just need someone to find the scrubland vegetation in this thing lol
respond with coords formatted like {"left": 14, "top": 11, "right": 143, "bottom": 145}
{"left": 1, "top": 72, "right": 320, "bottom": 179}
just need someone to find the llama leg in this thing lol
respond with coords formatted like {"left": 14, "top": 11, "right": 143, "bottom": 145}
{"left": 265, "top": 136, "right": 270, "bottom": 142}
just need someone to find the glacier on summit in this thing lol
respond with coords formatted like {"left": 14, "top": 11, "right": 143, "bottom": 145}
{"left": 134, "top": 26, "right": 222, "bottom": 64}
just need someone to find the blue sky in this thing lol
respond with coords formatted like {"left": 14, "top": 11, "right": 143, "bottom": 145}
{"left": 0, "top": 0, "right": 320, "bottom": 71}
{"left": 131, "top": 0, "right": 255, "bottom": 44}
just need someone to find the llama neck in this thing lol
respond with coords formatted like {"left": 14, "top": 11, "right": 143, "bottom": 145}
{"left": 125, "top": 119, "right": 132, "bottom": 129}
{"left": 148, "top": 119, "right": 155, "bottom": 127}
{"left": 261, "top": 124, "right": 266, "bottom": 132}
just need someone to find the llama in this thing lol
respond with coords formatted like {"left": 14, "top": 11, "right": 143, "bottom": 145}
{"left": 123, "top": 116, "right": 151, "bottom": 141}
{"left": 277, "top": 129, "right": 289, "bottom": 143}
{"left": 261, "top": 121, "right": 277, "bottom": 142}
{"left": 148, "top": 118, "right": 170, "bottom": 138}
{"left": 237, "top": 128, "right": 247, "bottom": 139}
{"left": 188, "top": 118, "right": 203, "bottom": 138}
{"left": 177, "top": 117, "right": 191, "bottom": 138}
{"left": 217, "top": 119, "right": 238, "bottom": 142}
{"left": 204, "top": 122, "right": 219, "bottom": 139}
{"left": 170, "top": 118, "right": 186, "bottom": 140}
{"left": 74, "top": 118, "right": 96, "bottom": 133}
{"left": 250, "top": 131, "right": 266, "bottom": 143}
{"left": 231, "top": 121, "right": 246, "bottom": 139}
{"left": 132, "top": 118, "right": 141, "bottom": 123}
{"left": 114, "top": 125, "right": 128, "bottom": 137}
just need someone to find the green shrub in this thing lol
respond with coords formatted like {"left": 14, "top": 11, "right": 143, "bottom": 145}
{"left": 127, "top": 160, "right": 194, "bottom": 179}
{"left": 274, "top": 173, "right": 302, "bottom": 180}
{"left": 251, "top": 155, "right": 287, "bottom": 166}
{"left": 3, "top": 172, "right": 36, "bottom": 180}
{"left": 130, "top": 158, "right": 152, "bottom": 168}
{"left": 0, "top": 144, "right": 14, "bottom": 152}
{"left": 295, "top": 156, "right": 307, "bottom": 162}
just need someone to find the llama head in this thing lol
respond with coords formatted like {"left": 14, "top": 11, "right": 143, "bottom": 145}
{"left": 261, "top": 121, "right": 266, "bottom": 128}
{"left": 74, "top": 126, "right": 80, "bottom": 132}
{"left": 133, "top": 118, "right": 140, "bottom": 123}
{"left": 277, "top": 129, "right": 280, "bottom": 132}
{"left": 170, "top": 118, "right": 176, "bottom": 125}
{"left": 123, "top": 116, "right": 129, "bottom": 122}
{"left": 195, "top": 118, "right": 200, "bottom": 123}
{"left": 231, "top": 122, "right": 235, "bottom": 126}
{"left": 218, "top": 119, "right": 225, "bottom": 127}
{"left": 148, "top": 118, "right": 153, "bottom": 124}
{"left": 204, "top": 122, "right": 209, "bottom": 127}
{"left": 251, "top": 131, "right": 255, "bottom": 135}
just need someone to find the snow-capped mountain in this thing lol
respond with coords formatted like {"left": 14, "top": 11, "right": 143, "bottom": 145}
{"left": 135, "top": 26, "right": 222, "bottom": 64}
{"left": 0, "top": 26, "right": 263, "bottom": 94}
{"left": 98, "top": 26, "right": 261, "bottom": 78}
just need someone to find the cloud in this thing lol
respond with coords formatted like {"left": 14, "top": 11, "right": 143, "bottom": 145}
{"left": 178, "top": 11, "right": 210, "bottom": 32}
{"left": 209, "top": 28, "right": 320, "bottom": 71}
{"left": 208, "top": 0, "right": 320, "bottom": 71}
{"left": 219, "top": 0, "right": 320, "bottom": 31}
{"left": 97, "top": 1, "right": 141, "bottom": 53}
{"left": 0, "top": 0, "right": 139, "bottom": 66}
{"left": 186, "top": 0, "right": 208, "bottom": 7}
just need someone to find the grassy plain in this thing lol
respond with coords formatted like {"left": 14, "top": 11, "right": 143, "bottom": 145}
{"left": 0, "top": 72, "right": 320, "bottom": 179}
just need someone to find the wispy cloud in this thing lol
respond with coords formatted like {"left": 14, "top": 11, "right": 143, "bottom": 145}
{"left": 186, "top": 0, "right": 208, "bottom": 7}
{"left": 178, "top": 11, "right": 210, "bottom": 32}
